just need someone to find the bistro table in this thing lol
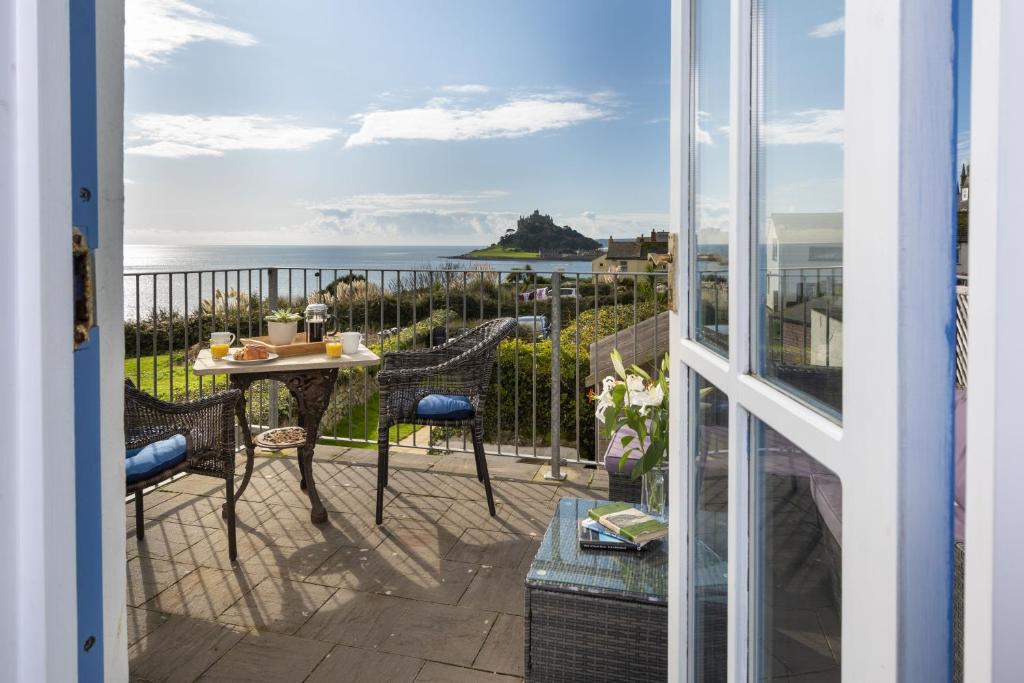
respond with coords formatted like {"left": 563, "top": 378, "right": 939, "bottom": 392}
{"left": 192, "top": 346, "right": 380, "bottom": 523}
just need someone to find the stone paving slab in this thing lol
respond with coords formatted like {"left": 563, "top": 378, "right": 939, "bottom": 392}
{"left": 128, "top": 615, "right": 246, "bottom": 683}
{"left": 197, "top": 631, "right": 331, "bottom": 683}
{"left": 457, "top": 565, "right": 528, "bottom": 617}
{"left": 415, "top": 662, "right": 521, "bottom": 683}
{"left": 474, "top": 613, "right": 525, "bottom": 677}
{"left": 130, "top": 450, "right": 603, "bottom": 682}
{"left": 306, "top": 644, "right": 423, "bottom": 683}
{"left": 217, "top": 578, "right": 337, "bottom": 635}
{"left": 298, "top": 589, "right": 495, "bottom": 666}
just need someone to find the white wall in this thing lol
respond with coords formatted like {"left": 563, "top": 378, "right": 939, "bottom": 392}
{"left": 1, "top": 0, "right": 79, "bottom": 680}
{"left": 97, "top": 0, "right": 127, "bottom": 678}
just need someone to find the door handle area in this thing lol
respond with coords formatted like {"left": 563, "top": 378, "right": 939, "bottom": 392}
{"left": 73, "top": 227, "right": 95, "bottom": 349}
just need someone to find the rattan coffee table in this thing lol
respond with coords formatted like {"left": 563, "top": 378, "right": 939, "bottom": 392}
{"left": 524, "top": 497, "right": 670, "bottom": 682}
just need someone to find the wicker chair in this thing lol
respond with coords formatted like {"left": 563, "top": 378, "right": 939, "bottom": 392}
{"left": 125, "top": 379, "right": 242, "bottom": 560}
{"left": 376, "top": 318, "right": 519, "bottom": 524}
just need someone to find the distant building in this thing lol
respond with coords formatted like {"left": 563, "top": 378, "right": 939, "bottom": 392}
{"left": 765, "top": 212, "right": 843, "bottom": 310}
{"left": 957, "top": 163, "right": 969, "bottom": 275}
{"left": 592, "top": 230, "right": 670, "bottom": 273}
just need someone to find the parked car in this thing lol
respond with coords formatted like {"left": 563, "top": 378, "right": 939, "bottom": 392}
{"left": 516, "top": 315, "right": 550, "bottom": 340}
{"left": 558, "top": 287, "right": 578, "bottom": 298}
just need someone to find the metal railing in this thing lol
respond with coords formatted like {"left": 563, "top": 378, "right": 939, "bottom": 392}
{"left": 123, "top": 265, "right": 670, "bottom": 465}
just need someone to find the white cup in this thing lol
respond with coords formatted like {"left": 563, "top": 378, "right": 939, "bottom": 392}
{"left": 340, "top": 331, "right": 363, "bottom": 354}
{"left": 210, "top": 331, "right": 235, "bottom": 346}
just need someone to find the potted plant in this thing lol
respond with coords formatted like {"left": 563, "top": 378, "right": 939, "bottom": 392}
{"left": 595, "top": 349, "right": 670, "bottom": 518}
{"left": 264, "top": 308, "right": 301, "bottom": 346}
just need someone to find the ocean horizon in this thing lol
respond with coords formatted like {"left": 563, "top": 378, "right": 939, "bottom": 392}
{"left": 123, "top": 243, "right": 594, "bottom": 320}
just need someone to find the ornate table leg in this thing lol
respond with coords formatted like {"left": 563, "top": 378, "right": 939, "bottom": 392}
{"left": 283, "top": 369, "right": 338, "bottom": 524}
{"left": 222, "top": 375, "right": 256, "bottom": 518}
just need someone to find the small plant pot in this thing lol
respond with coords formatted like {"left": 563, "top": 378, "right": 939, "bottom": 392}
{"left": 267, "top": 320, "right": 298, "bottom": 346}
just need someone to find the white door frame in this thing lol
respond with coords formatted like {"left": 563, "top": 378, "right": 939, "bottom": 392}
{"left": 1, "top": 1, "right": 126, "bottom": 680}
{"left": 668, "top": 0, "right": 957, "bottom": 680}
{"left": 2, "top": 0, "right": 79, "bottom": 679}
{"left": 963, "top": 1, "right": 1024, "bottom": 680}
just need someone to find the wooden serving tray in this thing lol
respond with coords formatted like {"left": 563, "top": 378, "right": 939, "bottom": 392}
{"left": 239, "top": 333, "right": 326, "bottom": 357}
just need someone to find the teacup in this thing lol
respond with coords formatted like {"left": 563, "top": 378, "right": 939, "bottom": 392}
{"left": 340, "top": 331, "right": 363, "bottom": 354}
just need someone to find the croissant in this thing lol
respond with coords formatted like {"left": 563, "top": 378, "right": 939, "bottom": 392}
{"left": 234, "top": 344, "right": 270, "bottom": 360}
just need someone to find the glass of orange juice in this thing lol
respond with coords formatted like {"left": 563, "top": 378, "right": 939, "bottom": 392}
{"left": 325, "top": 336, "right": 342, "bottom": 359}
{"left": 210, "top": 332, "right": 234, "bottom": 359}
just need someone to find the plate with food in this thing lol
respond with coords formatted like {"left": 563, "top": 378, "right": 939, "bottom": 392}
{"left": 226, "top": 344, "right": 279, "bottom": 364}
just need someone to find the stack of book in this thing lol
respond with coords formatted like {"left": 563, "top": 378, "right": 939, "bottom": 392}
{"left": 578, "top": 502, "right": 669, "bottom": 551}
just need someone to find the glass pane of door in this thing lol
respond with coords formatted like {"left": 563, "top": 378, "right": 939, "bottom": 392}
{"left": 751, "top": 419, "right": 842, "bottom": 680}
{"left": 691, "top": 0, "right": 731, "bottom": 354}
{"left": 752, "top": 0, "right": 845, "bottom": 416}
{"left": 691, "top": 374, "right": 729, "bottom": 681}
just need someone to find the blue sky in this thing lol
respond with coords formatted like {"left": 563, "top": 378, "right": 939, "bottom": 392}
{"left": 124, "top": 0, "right": 671, "bottom": 245}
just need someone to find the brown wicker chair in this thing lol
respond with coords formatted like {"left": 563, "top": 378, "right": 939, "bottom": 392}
{"left": 125, "top": 379, "right": 242, "bottom": 560}
{"left": 375, "top": 318, "right": 519, "bottom": 524}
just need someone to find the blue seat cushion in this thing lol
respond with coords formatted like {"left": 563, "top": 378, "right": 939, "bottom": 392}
{"left": 126, "top": 434, "right": 188, "bottom": 484}
{"left": 415, "top": 394, "right": 475, "bottom": 421}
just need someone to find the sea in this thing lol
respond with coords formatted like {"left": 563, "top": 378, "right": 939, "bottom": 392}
{"left": 123, "top": 244, "right": 590, "bottom": 320}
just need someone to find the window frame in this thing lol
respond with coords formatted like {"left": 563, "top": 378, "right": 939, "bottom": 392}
{"left": 668, "top": 0, "right": 957, "bottom": 680}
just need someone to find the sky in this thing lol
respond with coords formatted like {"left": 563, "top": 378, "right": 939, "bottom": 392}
{"left": 123, "top": 0, "right": 671, "bottom": 246}
{"left": 694, "top": 0, "right": 845, "bottom": 250}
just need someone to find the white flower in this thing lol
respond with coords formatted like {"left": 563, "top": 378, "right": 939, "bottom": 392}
{"left": 625, "top": 374, "right": 646, "bottom": 393}
{"left": 595, "top": 394, "right": 614, "bottom": 423}
{"left": 630, "top": 383, "right": 665, "bottom": 409}
{"left": 602, "top": 376, "right": 617, "bottom": 394}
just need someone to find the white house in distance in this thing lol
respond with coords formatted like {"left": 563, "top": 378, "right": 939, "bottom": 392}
{"left": 765, "top": 212, "right": 843, "bottom": 310}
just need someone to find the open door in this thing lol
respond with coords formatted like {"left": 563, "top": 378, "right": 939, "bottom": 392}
{"left": 668, "top": 0, "right": 958, "bottom": 679}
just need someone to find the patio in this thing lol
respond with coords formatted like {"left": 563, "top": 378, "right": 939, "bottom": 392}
{"left": 126, "top": 445, "right": 608, "bottom": 683}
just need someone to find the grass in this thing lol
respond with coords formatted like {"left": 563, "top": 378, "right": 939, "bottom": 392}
{"left": 125, "top": 351, "right": 200, "bottom": 400}
{"left": 125, "top": 352, "right": 415, "bottom": 449}
{"left": 320, "top": 391, "right": 418, "bottom": 448}
{"left": 463, "top": 245, "right": 539, "bottom": 259}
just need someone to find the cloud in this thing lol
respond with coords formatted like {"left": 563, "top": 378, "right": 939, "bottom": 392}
{"left": 125, "top": 114, "right": 341, "bottom": 158}
{"left": 345, "top": 93, "right": 611, "bottom": 147}
{"left": 298, "top": 193, "right": 517, "bottom": 244}
{"left": 290, "top": 194, "right": 667, "bottom": 246}
{"left": 696, "top": 111, "right": 714, "bottom": 145}
{"left": 558, "top": 210, "right": 670, "bottom": 239}
{"left": 125, "top": 0, "right": 256, "bottom": 67}
{"left": 441, "top": 84, "right": 490, "bottom": 94}
{"left": 810, "top": 16, "right": 845, "bottom": 39}
{"left": 763, "top": 109, "right": 843, "bottom": 145}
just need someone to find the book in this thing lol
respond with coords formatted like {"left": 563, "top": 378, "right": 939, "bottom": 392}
{"left": 588, "top": 502, "right": 668, "bottom": 545}
{"left": 578, "top": 519, "right": 649, "bottom": 551}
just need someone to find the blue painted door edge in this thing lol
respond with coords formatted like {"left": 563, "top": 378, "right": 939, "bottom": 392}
{"left": 71, "top": 0, "right": 104, "bottom": 679}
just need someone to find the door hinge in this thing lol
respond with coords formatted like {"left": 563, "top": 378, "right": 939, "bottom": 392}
{"left": 73, "top": 227, "right": 95, "bottom": 349}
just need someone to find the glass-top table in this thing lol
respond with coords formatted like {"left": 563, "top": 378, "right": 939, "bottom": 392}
{"left": 526, "top": 498, "right": 728, "bottom": 607}
{"left": 527, "top": 498, "right": 671, "bottom": 605}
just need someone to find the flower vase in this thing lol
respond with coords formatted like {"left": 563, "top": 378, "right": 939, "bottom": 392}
{"left": 641, "top": 466, "right": 668, "bottom": 521}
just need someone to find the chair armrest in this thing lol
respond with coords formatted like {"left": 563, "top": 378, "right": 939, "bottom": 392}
{"left": 382, "top": 346, "right": 458, "bottom": 371}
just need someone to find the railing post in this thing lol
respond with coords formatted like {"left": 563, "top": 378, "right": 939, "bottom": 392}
{"left": 267, "top": 267, "right": 279, "bottom": 429}
{"left": 546, "top": 271, "right": 566, "bottom": 480}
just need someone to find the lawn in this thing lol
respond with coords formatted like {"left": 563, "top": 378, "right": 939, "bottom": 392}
{"left": 125, "top": 353, "right": 415, "bottom": 448}
{"left": 464, "top": 245, "right": 539, "bottom": 259}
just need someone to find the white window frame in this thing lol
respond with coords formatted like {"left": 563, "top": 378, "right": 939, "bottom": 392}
{"left": 668, "top": 0, "right": 957, "bottom": 680}
{"left": 963, "top": 1, "right": 1024, "bottom": 679}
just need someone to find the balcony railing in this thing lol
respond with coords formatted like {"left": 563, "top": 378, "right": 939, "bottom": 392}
{"left": 124, "top": 265, "right": 670, "bottom": 464}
